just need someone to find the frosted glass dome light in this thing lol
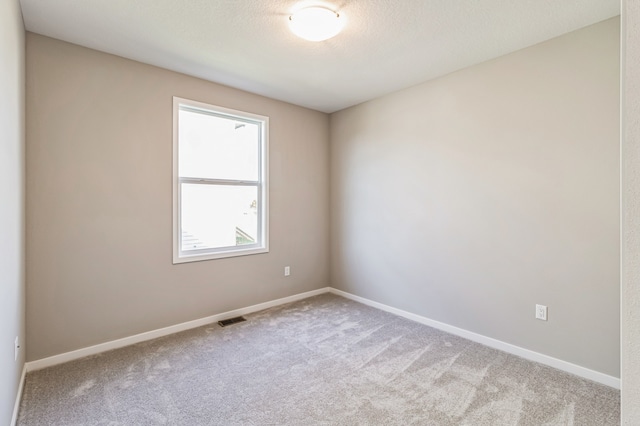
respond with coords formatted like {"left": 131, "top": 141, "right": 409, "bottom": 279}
{"left": 288, "top": 6, "right": 344, "bottom": 42}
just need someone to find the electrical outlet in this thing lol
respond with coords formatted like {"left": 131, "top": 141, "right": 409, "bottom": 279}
{"left": 535, "top": 304, "right": 548, "bottom": 321}
{"left": 14, "top": 336, "right": 19, "bottom": 361}
{"left": 284, "top": 266, "right": 290, "bottom": 276}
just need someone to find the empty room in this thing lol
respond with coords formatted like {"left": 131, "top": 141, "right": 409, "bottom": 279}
{"left": 3, "top": 0, "right": 640, "bottom": 424}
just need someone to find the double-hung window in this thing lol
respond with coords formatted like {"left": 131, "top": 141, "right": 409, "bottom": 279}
{"left": 173, "top": 97, "right": 268, "bottom": 263}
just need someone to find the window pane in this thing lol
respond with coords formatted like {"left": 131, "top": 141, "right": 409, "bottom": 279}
{"left": 179, "top": 108, "right": 259, "bottom": 181}
{"left": 181, "top": 183, "right": 259, "bottom": 252}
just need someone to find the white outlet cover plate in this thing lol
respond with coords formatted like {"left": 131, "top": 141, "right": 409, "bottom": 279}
{"left": 536, "top": 304, "right": 548, "bottom": 321}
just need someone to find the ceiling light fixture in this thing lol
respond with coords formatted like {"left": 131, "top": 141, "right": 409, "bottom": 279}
{"left": 288, "top": 6, "right": 344, "bottom": 42}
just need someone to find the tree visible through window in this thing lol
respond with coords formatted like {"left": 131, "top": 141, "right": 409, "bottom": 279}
{"left": 173, "top": 97, "right": 268, "bottom": 263}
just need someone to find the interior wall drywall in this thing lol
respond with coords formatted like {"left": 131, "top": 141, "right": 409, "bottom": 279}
{"left": 330, "top": 18, "right": 620, "bottom": 376}
{"left": 26, "top": 34, "right": 330, "bottom": 361}
{"left": 621, "top": 0, "right": 640, "bottom": 422}
{"left": 0, "top": 0, "right": 25, "bottom": 423}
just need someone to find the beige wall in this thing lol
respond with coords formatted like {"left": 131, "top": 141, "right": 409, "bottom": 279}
{"left": 0, "top": 0, "right": 25, "bottom": 423}
{"left": 330, "top": 19, "right": 620, "bottom": 376}
{"left": 622, "top": 0, "right": 640, "bottom": 422}
{"left": 25, "top": 34, "right": 330, "bottom": 361}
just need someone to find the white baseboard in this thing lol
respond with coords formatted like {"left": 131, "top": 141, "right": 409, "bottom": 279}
{"left": 26, "top": 287, "right": 330, "bottom": 372}
{"left": 11, "top": 364, "right": 26, "bottom": 426}
{"left": 25, "top": 286, "right": 620, "bottom": 390}
{"left": 328, "top": 288, "right": 620, "bottom": 389}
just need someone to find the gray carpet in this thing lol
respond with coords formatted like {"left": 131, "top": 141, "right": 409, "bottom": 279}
{"left": 17, "top": 293, "right": 620, "bottom": 425}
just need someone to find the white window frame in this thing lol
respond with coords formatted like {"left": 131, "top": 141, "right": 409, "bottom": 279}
{"left": 173, "top": 96, "right": 269, "bottom": 263}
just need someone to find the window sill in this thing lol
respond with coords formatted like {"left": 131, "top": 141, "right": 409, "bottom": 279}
{"left": 173, "top": 246, "right": 269, "bottom": 264}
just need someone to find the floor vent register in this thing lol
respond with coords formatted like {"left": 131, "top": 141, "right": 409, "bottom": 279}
{"left": 218, "top": 316, "right": 247, "bottom": 327}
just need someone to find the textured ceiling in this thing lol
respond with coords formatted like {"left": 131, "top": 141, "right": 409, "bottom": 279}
{"left": 19, "top": 0, "right": 619, "bottom": 113}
